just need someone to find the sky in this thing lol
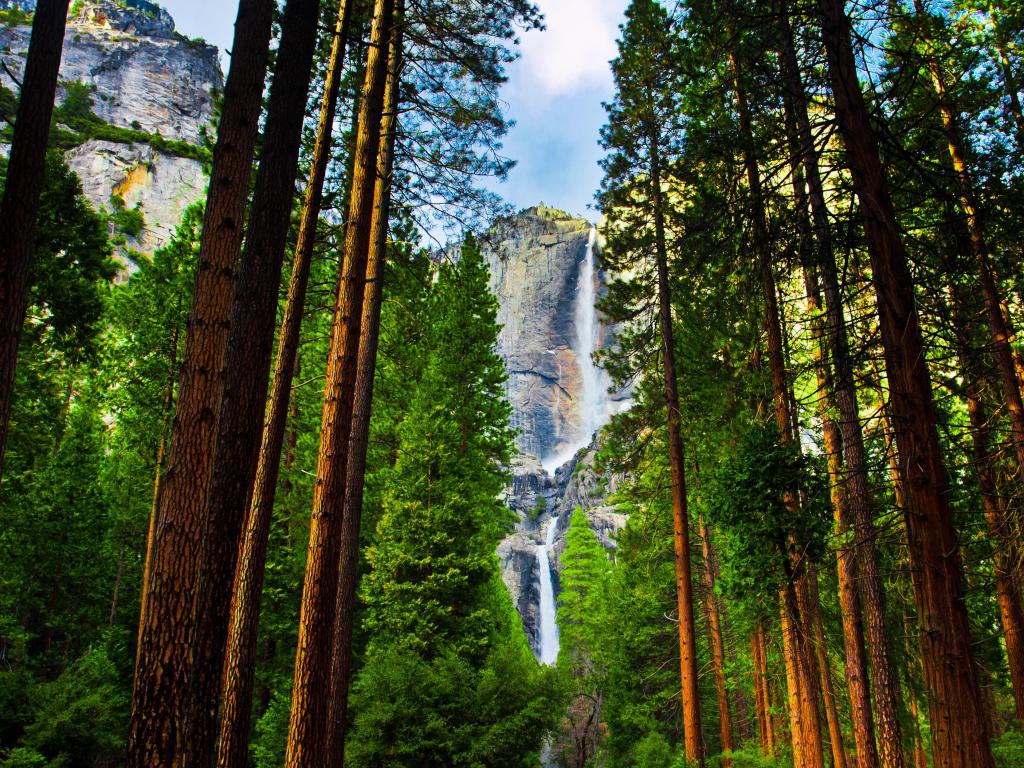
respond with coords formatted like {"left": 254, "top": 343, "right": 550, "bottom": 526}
{"left": 160, "top": 0, "right": 627, "bottom": 223}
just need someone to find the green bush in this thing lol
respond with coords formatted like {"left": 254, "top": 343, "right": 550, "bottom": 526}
{"left": 109, "top": 194, "right": 145, "bottom": 238}
{"left": 994, "top": 728, "right": 1024, "bottom": 768}
{"left": 707, "top": 744, "right": 793, "bottom": 768}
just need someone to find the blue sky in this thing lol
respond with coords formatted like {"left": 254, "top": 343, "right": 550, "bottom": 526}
{"left": 160, "top": 0, "right": 627, "bottom": 222}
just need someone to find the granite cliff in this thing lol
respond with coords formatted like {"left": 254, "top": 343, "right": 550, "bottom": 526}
{"left": 480, "top": 206, "right": 628, "bottom": 653}
{"left": 0, "top": 0, "right": 222, "bottom": 258}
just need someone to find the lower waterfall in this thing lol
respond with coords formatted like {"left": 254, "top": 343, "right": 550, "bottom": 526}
{"left": 536, "top": 514, "right": 560, "bottom": 665}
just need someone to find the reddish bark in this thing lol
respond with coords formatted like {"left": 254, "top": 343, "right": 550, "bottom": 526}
{"left": 283, "top": 0, "right": 394, "bottom": 762}
{"left": 816, "top": 1, "right": 994, "bottom": 764}
{"left": 700, "top": 521, "right": 734, "bottom": 762}
{"left": 215, "top": 4, "right": 357, "bottom": 766}
{"left": 128, "top": 1, "right": 275, "bottom": 763}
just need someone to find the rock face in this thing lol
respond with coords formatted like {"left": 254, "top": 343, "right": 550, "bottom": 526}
{"left": 483, "top": 206, "right": 592, "bottom": 463}
{"left": 0, "top": 1, "right": 222, "bottom": 257}
{"left": 482, "top": 206, "right": 629, "bottom": 655}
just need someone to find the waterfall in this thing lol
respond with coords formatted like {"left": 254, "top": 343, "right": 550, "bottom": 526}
{"left": 535, "top": 225, "right": 612, "bottom": 665}
{"left": 536, "top": 515, "right": 560, "bottom": 665}
{"left": 541, "top": 226, "right": 612, "bottom": 473}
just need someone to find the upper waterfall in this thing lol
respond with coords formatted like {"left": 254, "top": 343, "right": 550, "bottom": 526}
{"left": 541, "top": 226, "right": 613, "bottom": 473}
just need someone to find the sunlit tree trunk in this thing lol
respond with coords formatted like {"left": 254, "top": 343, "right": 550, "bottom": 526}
{"left": 815, "top": 2, "right": 994, "bottom": 764}
{"left": 324, "top": 5, "right": 403, "bottom": 761}
{"left": 751, "top": 621, "right": 776, "bottom": 757}
{"left": 284, "top": 0, "right": 394, "bottom": 762}
{"left": 648, "top": 121, "right": 705, "bottom": 766}
{"left": 949, "top": 285, "right": 1024, "bottom": 722}
{"left": 216, "top": 3, "right": 356, "bottom": 765}
{"left": 725, "top": 26, "right": 824, "bottom": 768}
{"left": 777, "top": 7, "right": 906, "bottom": 764}
{"left": 182, "top": 0, "right": 323, "bottom": 762}
{"left": 700, "top": 520, "right": 734, "bottom": 763}
{"left": 911, "top": 0, "right": 1024, "bottom": 477}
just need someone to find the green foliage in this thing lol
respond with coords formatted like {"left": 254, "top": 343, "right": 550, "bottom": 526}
{"left": 707, "top": 421, "right": 831, "bottom": 602}
{"left": 529, "top": 494, "right": 546, "bottom": 522}
{"left": 0, "top": 7, "right": 30, "bottom": 27}
{"left": 347, "top": 620, "right": 557, "bottom": 768}
{"left": 348, "top": 234, "right": 553, "bottom": 764}
{"left": 557, "top": 507, "right": 612, "bottom": 666}
{"left": 709, "top": 745, "right": 793, "bottom": 768}
{"left": 362, "top": 233, "right": 514, "bottom": 659}
{"left": 15, "top": 641, "right": 129, "bottom": 767}
{"left": 108, "top": 194, "right": 146, "bottom": 238}
{"left": 19, "top": 152, "right": 116, "bottom": 361}
{"left": 633, "top": 732, "right": 674, "bottom": 768}
{"left": 993, "top": 728, "right": 1024, "bottom": 768}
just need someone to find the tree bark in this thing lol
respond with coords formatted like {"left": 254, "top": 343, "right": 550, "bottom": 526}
{"left": 215, "top": 3, "right": 356, "bottom": 766}
{"left": 128, "top": 1, "right": 275, "bottom": 764}
{"left": 725, "top": 26, "right": 824, "bottom": 768}
{"left": 751, "top": 621, "right": 776, "bottom": 757}
{"left": 136, "top": 322, "right": 180, "bottom": 667}
{"left": 180, "top": 0, "right": 323, "bottom": 763}
{"left": 324, "top": 16, "right": 403, "bottom": 760}
{"left": 950, "top": 285, "right": 1024, "bottom": 722}
{"left": 700, "top": 520, "right": 734, "bottom": 763}
{"left": 777, "top": 6, "right": 906, "bottom": 763}
{"left": 648, "top": 122, "right": 705, "bottom": 766}
{"left": 284, "top": 0, "right": 394, "bottom": 762}
{"left": 814, "top": 2, "right": 994, "bottom": 764}
{"left": 0, "top": 0, "right": 71, "bottom": 485}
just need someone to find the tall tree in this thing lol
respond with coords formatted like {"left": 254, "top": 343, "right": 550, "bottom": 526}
{"left": 600, "top": 2, "right": 705, "bottom": 760}
{"left": 813, "top": 1, "right": 995, "bottom": 764}
{"left": 775, "top": 3, "right": 903, "bottom": 763}
{"left": 720, "top": 5, "right": 825, "bottom": 763}
{"left": 127, "top": 0, "right": 276, "bottom": 763}
{"left": 324, "top": 4, "right": 404, "bottom": 759}
{"left": 0, "top": 0, "right": 72, "bottom": 484}
{"left": 216, "top": 2, "right": 357, "bottom": 765}
{"left": 283, "top": 0, "right": 395, "bottom": 761}
{"left": 181, "top": 0, "right": 324, "bottom": 762}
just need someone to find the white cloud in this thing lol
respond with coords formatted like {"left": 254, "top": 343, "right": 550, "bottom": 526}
{"left": 518, "top": 0, "right": 626, "bottom": 96}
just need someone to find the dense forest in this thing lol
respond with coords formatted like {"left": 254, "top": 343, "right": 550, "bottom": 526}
{"left": 1, "top": 0, "right": 1024, "bottom": 766}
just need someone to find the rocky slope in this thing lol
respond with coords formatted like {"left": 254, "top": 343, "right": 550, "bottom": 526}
{"left": 481, "top": 206, "right": 628, "bottom": 652}
{"left": 0, "top": 1, "right": 222, "bottom": 258}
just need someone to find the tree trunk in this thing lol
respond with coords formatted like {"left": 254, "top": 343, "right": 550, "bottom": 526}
{"left": 324, "top": 16, "right": 403, "bottom": 760}
{"left": 911, "top": 0, "right": 1024, "bottom": 478}
{"left": 700, "top": 520, "right": 734, "bottom": 763}
{"left": 649, "top": 122, "right": 705, "bottom": 766}
{"left": 0, "top": 0, "right": 71, "bottom": 484}
{"left": 777, "top": 5, "right": 905, "bottom": 763}
{"left": 128, "top": 1, "right": 276, "bottom": 763}
{"left": 725, "top": 27, "right": 824, "bottom": 768}
{"left": 752, "top": 621, "right": 776, "bottom": 757}
{"left": 136, "top": 324, "right": 179, "bottom": 667}
{"left": 782, "top": 9, "right": 905, "bottom": 765}
{"left": 814, "top": 2, "right": 994, "bottom": 764}
{"left": 806, "top": 566, "right": 850, "bottom": 768}
{"left": 284, "top": 0, "right": 394, "bottom": 762}
{"left": 180, "top": 0, "right": 323, "bottom": 763}
{"left": 216, "top": 3, "right": 356, "bottom": 766}
{"left": 950, "top": 285, "right": 1024, "bottom": 722}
